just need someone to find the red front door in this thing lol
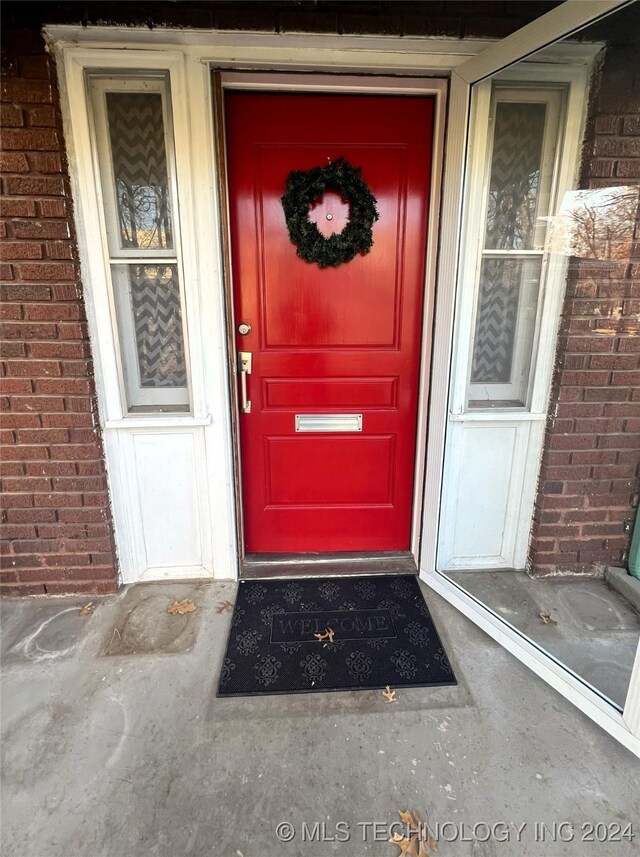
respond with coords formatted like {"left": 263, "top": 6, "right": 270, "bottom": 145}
{"left": 225, "top": 92, "right": 433, "bottom": 554}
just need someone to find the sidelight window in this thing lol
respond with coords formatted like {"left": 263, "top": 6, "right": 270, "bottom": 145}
{"left": 467, "top": 86, "right": 564, "bottom": 409}
{"left": 90, "top": 76, "right": 189, "bottom": 411}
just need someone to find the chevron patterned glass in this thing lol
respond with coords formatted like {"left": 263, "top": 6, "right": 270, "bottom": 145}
{"left": 485, "top": 102, "right": 547, "bottom": 251}
{"left": 111, "top": 263, "right": 188, "bottom": 408}
{"left": 106, "top": 92, "right": 173, "bottom": 251}
{"left": 118, "top": 264, "right": 187, "bottom": 389}
{"left": 470, "top": 257, "right": 542, "bottom": 399}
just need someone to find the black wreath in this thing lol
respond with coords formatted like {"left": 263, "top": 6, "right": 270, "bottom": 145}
{"left": 281, "top": 157, "right": 379, "bottom": 268}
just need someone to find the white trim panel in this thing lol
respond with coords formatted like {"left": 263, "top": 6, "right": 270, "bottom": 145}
{"left": 104, "top": 427, "right": 212, "bottom": 583}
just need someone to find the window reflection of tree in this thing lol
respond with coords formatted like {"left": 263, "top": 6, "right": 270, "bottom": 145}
{"left": 485, "top": 102, "right": 546, "bottom": 251}
{"left": 117, "top": 182, "right": 172, "bottom": 250}
{"left": 550, "top": 186, "right": 639, "bottom": 260}
{"left": 486, "top": 168, "right": 540, "bottom": 251}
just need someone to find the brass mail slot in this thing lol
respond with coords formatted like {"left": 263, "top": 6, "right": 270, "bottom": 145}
{"left": 295, "top": 414, "right": 363, "bottom": 433}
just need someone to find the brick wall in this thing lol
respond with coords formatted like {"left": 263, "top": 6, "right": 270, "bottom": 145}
{"left": 530, "top": 44, "right": 640, "bottom": 576}
{"left": 1, "top": 31, "right": 119, "bottom": 596}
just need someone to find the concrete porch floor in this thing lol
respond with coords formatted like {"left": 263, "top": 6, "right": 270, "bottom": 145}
{"left": 1, "top": 579, "right": 639, "bottom": 857}
{"left": 446, "top": 571, "right": 640, "bottom": 710}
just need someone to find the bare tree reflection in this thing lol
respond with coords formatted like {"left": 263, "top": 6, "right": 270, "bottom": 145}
{"left": 548, "top": 186, "right": 639, "bottom": 260}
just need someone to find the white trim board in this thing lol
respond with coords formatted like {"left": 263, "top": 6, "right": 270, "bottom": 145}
{"left": 45, "top": 25, "right": 603, "bottom": 70}
{"left": 47, "top": 27, "right": 498, "bottom": 68}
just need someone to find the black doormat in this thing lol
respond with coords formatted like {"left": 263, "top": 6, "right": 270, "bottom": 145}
{"left": 217, "top": 575, "right": 456, "bottom": 697}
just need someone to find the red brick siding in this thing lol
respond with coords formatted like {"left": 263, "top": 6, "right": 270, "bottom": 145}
{"left": 1, "top": 31, "right": 119, "bottom": 596}
{"left": 530, "top": 45, "right": 640, "bottom": 576}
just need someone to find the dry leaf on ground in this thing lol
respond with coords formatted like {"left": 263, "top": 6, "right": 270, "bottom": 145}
{"left": 390, "top": 832, "right": 418, "bottom": 857}
{"left": 216, "top": 600, "right": 234, "bottom": 614}
{"left": 313, "top": 627, "right": 335, "bottom": 643}
{"left": 395, "top": 810, "right": 436, "bottom": 856}
{"left": 418, "top": 828, "right": 437, "bottom": 855}
{"left": 79, "top": 602, "right": 95, "bottom": 616}
{"left": 399, "top": 810, "right": 420, "bottom": 827}
{"left": 418, "top": 837, "right": 437, "bottom": 857}
{"left": 382, "top": 685, "right": 397, "bottom": 703}
{"left": 539, "top": 611, "right": 557, "bottom": 625}
{"left": 167, "top": 598, "right": 197, "bottom": 615}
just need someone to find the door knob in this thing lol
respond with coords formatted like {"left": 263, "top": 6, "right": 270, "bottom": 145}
{"left": 238, "top": 322, "right": 252, "bottom": 335}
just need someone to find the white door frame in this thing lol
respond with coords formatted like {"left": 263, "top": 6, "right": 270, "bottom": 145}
{"left": 216, "top": 72, "right": 447, "bottom": 566}
{"left": 48, "top": 0, "right": 639, "bottom": 753}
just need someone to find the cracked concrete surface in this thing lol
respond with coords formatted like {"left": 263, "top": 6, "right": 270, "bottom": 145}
{"left": 1, "top": 580, "right": 639, "bottom": 857}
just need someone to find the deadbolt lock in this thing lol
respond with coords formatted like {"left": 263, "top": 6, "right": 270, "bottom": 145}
{"left": 237, "top": 322, "right": 252, "bottom": 336}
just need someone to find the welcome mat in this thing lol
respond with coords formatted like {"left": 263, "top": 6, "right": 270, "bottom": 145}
{"left": 217, "top": 575, "right": 456, "bottom": 696}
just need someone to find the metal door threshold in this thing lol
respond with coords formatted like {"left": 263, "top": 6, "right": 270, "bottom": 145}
{"left": 241, "top": 551, "right": 417, "bottom": 579}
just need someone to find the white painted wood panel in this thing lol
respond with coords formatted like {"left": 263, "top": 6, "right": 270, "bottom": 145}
{"left": 133, "top": 432, "right": 202, "bottom": 569}
{"left": 453, "top": 424, "right": 517, "bottom": 561}
{"left": 105, "top": 427, "right": 212, "bottom": 582}
{"left": 439, "top": 421, "right": 535, "bottom": 570}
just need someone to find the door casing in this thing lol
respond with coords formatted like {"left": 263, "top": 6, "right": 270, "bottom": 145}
{"left": 214, "top": 73, "right": 447, "bottom": 574}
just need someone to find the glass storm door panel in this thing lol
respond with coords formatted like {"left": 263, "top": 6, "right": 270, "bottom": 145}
{"left": 225, "top": 92, "right": 433, "bottom": 553}
{"left": 430, "top": 0, "right": 640, "bottom": 755}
